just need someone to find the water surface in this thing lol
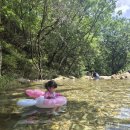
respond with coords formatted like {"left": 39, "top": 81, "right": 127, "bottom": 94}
{"left": 0, "top": 79, "right": 130, "bottom": 130}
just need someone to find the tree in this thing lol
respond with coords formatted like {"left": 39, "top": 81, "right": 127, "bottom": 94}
{"left": 100, "top": 17, "right": 130, "bottom": 74}
{"left": 0, "top": 43, "right": 2, "bottom": 76}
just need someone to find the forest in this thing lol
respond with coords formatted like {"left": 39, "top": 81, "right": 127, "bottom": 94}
{"left": 1, "top": 0, "right": 130, "bottom": 80}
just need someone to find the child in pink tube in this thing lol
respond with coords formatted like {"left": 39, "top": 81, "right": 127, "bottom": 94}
{"left": 44, "top": 80, "right": 66, "bottom": 115}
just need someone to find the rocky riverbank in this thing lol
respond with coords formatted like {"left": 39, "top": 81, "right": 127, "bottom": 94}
{"left": 17, "top": 72, "right": 130, "bottom": 84}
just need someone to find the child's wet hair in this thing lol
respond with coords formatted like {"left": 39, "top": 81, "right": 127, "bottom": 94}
{"left": 44, "top": 80, "right": 57, "bottom": 90}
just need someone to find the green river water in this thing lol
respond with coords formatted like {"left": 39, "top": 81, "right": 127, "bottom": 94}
{"left": 0, "top": 78, "right": 130, "bottom": 130}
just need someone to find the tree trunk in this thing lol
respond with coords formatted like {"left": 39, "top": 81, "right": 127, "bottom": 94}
{"left": 0, "top": 44, "right": 2, "bottom": 76}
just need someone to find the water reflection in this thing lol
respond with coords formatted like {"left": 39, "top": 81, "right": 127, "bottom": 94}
{"left": 0, "top": 79, "right": 130, "bottom": 130}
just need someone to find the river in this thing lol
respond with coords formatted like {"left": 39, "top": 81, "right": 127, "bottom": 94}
{"left": 0, "top": 78, "right": 130, "bottom": 130}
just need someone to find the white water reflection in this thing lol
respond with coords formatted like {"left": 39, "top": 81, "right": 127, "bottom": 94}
{"left": 106, "top": 122, "right": 130, "bottom": 130}
{"left": 116, "top": 108, "right": 130, "bottom": 119}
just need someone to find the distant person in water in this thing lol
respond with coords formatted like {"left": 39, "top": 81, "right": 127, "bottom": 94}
{"left": 92, "top": 71, "right": 100, "bottom": 80}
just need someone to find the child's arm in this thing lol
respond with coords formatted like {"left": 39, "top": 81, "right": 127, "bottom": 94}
{"left": 55, "top": 93, "right": 62, "bottom": 96}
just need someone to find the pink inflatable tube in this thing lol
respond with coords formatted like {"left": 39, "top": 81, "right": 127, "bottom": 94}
{"left": 36, "top": 96, "right": 67, "bottom": 108}
{"left": 26, "top": 89, "right": 45, "bottom": 98}
{"left": 23, "top": 89, "right": 67, "bottom": 108}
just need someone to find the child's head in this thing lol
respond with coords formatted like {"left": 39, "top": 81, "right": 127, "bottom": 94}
{"left": 44, "top": 80, "right": 57, "bottom": 92}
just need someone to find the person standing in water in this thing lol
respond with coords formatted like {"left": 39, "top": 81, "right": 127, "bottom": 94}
{"left": 92, "top": 71, "right": 100, "bottom": 80}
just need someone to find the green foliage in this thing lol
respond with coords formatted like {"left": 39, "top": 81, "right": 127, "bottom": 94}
{"left": 100, "top": 17, "right": 130, "bottom": 74}
{"left": 1, "top": 0, "right": 130, "bottom": 79}
{"left": 1, "top": 41, "right": 35, "bottom": 78}
{"left": 0, "top": 75, "right": 21, "bottom": 90}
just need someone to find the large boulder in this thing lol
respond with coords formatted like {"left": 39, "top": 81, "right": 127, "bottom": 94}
{"left": 17, "top": 78, "right": 30, "bottom": 83}
{"left": 100, "top": 76, "right": 111, "bottom": 80}
{"left": 111, "top": 74, "right": 120, "bottom": 79}
{"left": 53, "top": 75, "right": 69, "bottom": 80}
{"left": 111, "top": 72, "right": 130, "bottom": 79}
{"left": 69, "top": 76, "right": 75, "bottom": 79}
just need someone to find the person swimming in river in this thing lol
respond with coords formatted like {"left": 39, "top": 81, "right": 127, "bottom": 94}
{"left": 92, "top": 71, "right": 100, "bottom": 80}
{"left": 44, "top": 80, "right": 66, "bottom": 115}
{"left": 18, "top": 80, "right": 67, "bottom": 116}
